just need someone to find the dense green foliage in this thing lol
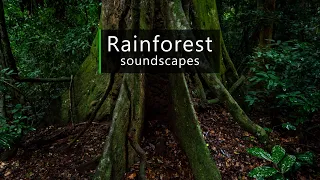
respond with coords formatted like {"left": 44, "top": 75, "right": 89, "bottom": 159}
{"left": 220, "top": 3, "right": 320, "bottom": 177}
{"left": 0, "top": 0, "right": 99, "bottom": 149}
{"left": 5, "top": 0, "right": 99, "bottom": 78}
{"left": 246, "top": 41, "right": 320, "bottom": 126}
{"left": 219, "top": 0, "right": 320, "bottom": 68}
{"left": 7, "top": 0, "right": 99, "bottom": 110}
{"left": 247, "top": 145, "right": 314, "bottom": 179}
{"left": 219, "top": 0, "right": 320, "bottom": 129}
{"left": 0, "top": 104, "right": 34, "bottom": 149}
{"left": 0, "top": 69, "right": 34, "bottom": 149}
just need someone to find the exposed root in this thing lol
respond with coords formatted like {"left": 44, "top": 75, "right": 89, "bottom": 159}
{"left": 128, "top": 130, "right": 147, "bottom": 180}
{"left": 229, "top": 75, "right": 245, "bottom": 94}
{"left": 69, "top": 75, "right": 74, "bottom": 127}
{"left": 200, "top": 73, "right": 268, "bottom": 143}
{"left": 67, "top": 73, "right": 115, "bottom": 148}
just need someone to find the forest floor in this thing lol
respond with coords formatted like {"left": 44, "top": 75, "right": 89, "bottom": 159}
{"left": 0, "top": 104, "right": 319, "bottom": 179}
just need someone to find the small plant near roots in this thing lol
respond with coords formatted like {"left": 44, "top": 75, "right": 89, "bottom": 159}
{"left": 0, "top": 104, "right": 35, "bottom": 149}
{"left": 246, "top": 145, "right": 315, "bottom": 179}
{"left": 0, "top": 69, "right": 35, "bottom": 149}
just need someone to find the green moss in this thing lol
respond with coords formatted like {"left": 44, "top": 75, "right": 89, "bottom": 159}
{"left": 95, "top": 74, "right": 146, "bottom": 180}
{"left": 54, "top": 33, "right": 122, "bottom": 124}
{"left": 202, "top": 73, "right": 268, "bottom": 143}
{"left": 140, "top": 0, "right": 154, "bottom": 30}
{"left": 191, "top": 0, "right": 220, "bottom": 30}
{"left": 170, "top": 73, "right": 221, "bottom": 180}
{"left": 95, "top": 77, "right": 130, "bottom": 180}
{"left": 126, "top": 74, "right": 146, "bottom": 166}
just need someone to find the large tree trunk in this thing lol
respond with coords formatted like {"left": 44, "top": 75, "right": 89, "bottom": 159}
{"left": 45, "top": 0, "right": 269, "bottom": 179}
{"left": 0, "top": 0, "right": 18, "bottom": 120}
{"left": 95, "top": 73, "right": 145, "bottom": 180}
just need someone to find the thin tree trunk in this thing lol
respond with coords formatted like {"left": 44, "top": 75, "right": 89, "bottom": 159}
{"left": 0, "top": 0, "right": 17, "bottom": 73}
{"left": 169, "top": 73, "right": 222, "bottom": 180}
{"left": 257, "top": 0, "right": 276, "bottom": 47}
{"left": 0, "top": 92, "right": 5, "bottom": 118}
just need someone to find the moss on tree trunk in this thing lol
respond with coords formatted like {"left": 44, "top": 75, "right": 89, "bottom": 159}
{"left": 201, "top": 73, "right": 268, "bottom": 143}
{"left": 95, "top": 74, "right": 145, "bottom": 180}
{"left": 169, "top": 73, "right": 221, "bottom": 180}
{"left": 45, "top": 34, "right": 122, "bottom": 125}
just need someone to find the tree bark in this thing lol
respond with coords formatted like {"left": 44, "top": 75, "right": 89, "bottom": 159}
{"left": 94, "top": 74, "right": 145, "bottom": 180}
{"left": 160, "top": 1, "right": 222, "bottom": 179}
{"left": 94, "top": 1, "right": 146, "bottom": 179}
{"left": 0, "top": 0, "right": 17, "bottom": 122}
{"left": 201, "top": 73, "right": 268, "bottom": 143}
{"left": 44, "top": 0, "right": 270, "bottom": 179}
{"left": 0, "top": 0, "right": 17, "bottom": 74}
{"left": 169, "top": 73, "right": 221, "bottom": 180}
{"left": 257, "top": 0, "right": 276, "bottom": 47}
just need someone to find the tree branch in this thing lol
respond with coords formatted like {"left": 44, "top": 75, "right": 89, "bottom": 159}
{"left": 16, "top": 77, "right": 71, "bottom": 83}
{"left": 67, "top": 73, "right": 115, "bottom": 148}
{"left": 229, "top": 75, "right": 246, "bottom": 94}
{"left": 69, "top": 75, "right": 74, "bottom": 127}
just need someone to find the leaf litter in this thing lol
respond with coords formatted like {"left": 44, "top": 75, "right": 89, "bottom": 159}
{"left": 0, "top": 103, "right": 319, "bottom": 179}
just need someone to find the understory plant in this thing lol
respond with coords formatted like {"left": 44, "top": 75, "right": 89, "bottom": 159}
{"left": 245, "top": 40, "right": 320, "bottom": 127}
{"left": 0, "top": 69, "right": 34, "bottom": 149}
{"left": 3, "top": 0, "right": 100, "bottom": 122}
{"left": 0, "top": 104, "right": 35, "bottom": 149}
{"left": 247, "top": 145, "right": 314, "bottom": 179}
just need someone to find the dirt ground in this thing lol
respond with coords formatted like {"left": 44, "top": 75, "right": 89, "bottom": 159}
{"left": 0, "top": 74, "right": 319, "bottom": 179}
{"left": 1, "top": 102, "right": 318, "bottom": 179}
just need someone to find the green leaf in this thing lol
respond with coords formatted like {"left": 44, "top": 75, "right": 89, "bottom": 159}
{"left": 279, "top": 155, "right": 296, "bottom": 173}
{"left": 248, "top": 166, "right": 278, "bottom": 178}
{"left": 247, "top": 147, "right": 272, "bottom": 161}
{"left": 15, "top": 104, "right": 22, "bottom": 109}
{"left": 282, "top": 122, "right": 296, "bottom": 130}
{"left": 271, "top": 145, "right": 286, "bottom": 164}
{"left": 292, "top": 161, "right": 302, "bottom": 172}
{"left": 263, "top": 127, "right": 273, "bottom": 133}
{"left": 296, "top": 151, "right": 314, "bottom": 165}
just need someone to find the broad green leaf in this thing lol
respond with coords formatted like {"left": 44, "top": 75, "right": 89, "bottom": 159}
{"left": 15, "top": 104, "right": 22, "bottom": 109}
{"left": 281, "top": 122, "right": 296, "bottom": 130}
{"left": 247, "top": 147, "right": 272, "bottom": 161}
{"left": 296, "top": 151, "right": 314, "bottom": 165}
{"left": 279, "top": 155, "right": 296, "bottom": 173}
{"left": 248, "top": 166, "right": 278, "bottom": 178}
{"left": 271, "top": 145, "right": 286, "bottom": 164}
{"left": 263, "top": 127, "right": 273, "bottom": 133}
